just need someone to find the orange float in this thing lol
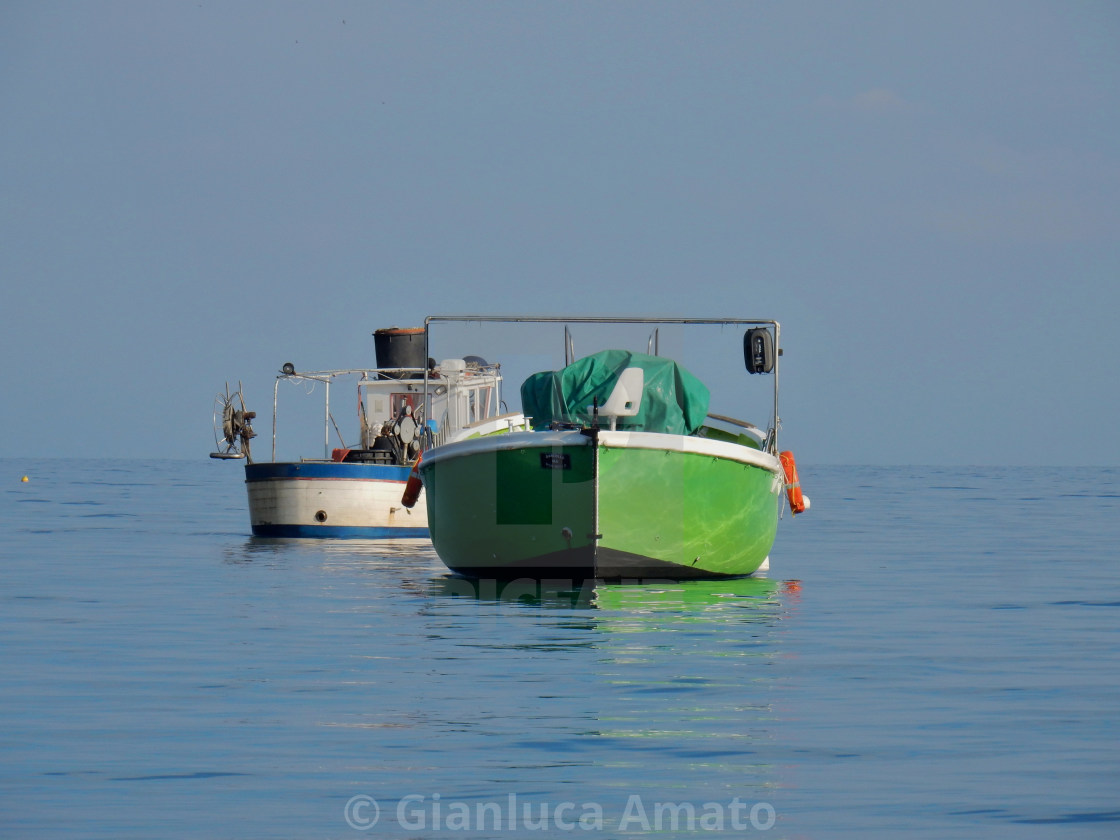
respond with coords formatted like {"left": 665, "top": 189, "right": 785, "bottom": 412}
{"left": 779, "top": 450, "right": 807, "bottom": 515}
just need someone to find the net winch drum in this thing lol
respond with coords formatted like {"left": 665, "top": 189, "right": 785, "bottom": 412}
{"left": 374, "top": 327, "right": 427, "bottom": 378}
{"left": 744, "top": 327, "right": 775, "bottom": 374}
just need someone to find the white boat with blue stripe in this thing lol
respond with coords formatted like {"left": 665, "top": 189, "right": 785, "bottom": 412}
{"left": 211, "top": 327, "right": 518, "bottom": 539}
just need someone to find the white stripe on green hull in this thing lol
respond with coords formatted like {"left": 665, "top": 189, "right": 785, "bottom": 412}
{"left": 419, "top": 430, "right": 783, "bottom": 580}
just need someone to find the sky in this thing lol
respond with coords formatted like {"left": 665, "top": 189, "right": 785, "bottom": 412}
{"left": 2, "top": 1, "right": 1117, "bottom": 466}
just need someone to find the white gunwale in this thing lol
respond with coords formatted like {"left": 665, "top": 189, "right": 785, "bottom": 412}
{"left": 421, "top": 427, "right": 782, "bottom": 474}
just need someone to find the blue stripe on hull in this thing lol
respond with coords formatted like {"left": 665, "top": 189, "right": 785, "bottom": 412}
{"left": 245, "top": 462, "right": 411, "bottom": 482}
{"left": 251, "top": 524, "right": 430, "bottom": 539}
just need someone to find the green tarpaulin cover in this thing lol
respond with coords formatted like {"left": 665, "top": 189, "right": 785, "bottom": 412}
{"left": 520, "top": 350, "right": 710, "bottom": 435}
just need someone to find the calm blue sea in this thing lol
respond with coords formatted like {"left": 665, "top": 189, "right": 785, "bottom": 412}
{"left": 2, "top": 460, "right": 1117, "bottom": 839}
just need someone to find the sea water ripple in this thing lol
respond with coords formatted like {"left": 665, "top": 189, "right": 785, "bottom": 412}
{"left": 1, "top": 460, "right": 1117, "bottom": 838}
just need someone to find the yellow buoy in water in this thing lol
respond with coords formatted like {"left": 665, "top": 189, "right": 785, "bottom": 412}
{"left": 21, "top": 475, "right": 29, "bottom": 482}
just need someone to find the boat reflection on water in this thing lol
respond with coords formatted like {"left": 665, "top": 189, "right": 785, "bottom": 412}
{"left": 222, "top": 536, "right": 442, "bottom": 568}
{"left": 426, "top": 574, "right": 597, "bottom": 608}
{"left": 425, "top": 573, "right": 786, "bottom": 614}
{"left": 223, "top": 539, "right": 797, "bottom": 624}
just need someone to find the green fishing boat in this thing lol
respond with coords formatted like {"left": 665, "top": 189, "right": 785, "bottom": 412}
{"left": 412, "top": 316, "right": 808, "bottom": 581}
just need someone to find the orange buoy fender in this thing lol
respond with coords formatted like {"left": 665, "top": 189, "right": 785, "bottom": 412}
{"left": 401, "top": 452, "right": 423, "bottom": 508}
{"left": 779, "top": 451, "right": 807, "bottom": 515}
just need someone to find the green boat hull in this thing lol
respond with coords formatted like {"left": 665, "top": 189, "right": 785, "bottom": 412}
{"left": 420, "top": 430, "right": 783, "bottom": 580}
